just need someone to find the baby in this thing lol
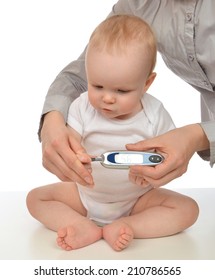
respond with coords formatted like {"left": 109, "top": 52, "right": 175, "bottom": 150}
{"left": 27, "top": 15, "right": 199, "bottom": 251}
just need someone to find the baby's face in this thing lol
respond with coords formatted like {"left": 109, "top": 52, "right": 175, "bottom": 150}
{"left": 86, "top": 46, "right": 152, "bottom": 120}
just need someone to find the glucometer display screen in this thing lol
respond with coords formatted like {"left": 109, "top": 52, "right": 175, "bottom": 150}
{"left": 114, "top": 153, "right": 143, "bottom": 164}
{"left": 104, "top": 152, "right": 163, "bottom": 167}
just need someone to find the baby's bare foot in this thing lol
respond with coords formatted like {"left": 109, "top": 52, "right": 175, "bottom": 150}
{"left": 103, "top": 221, "right": 134, "bottom": 251}
{"left": 57, "top": 220, "right": 102, "bottom": 251}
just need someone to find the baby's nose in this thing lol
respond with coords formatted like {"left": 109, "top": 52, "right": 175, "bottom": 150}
{"left": 102, "top": 92, "right": 116, "bottom": 103}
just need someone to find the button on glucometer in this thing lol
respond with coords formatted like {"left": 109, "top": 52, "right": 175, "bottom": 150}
{"left": 149, "top": 155, "right": 162, "bottom": 163}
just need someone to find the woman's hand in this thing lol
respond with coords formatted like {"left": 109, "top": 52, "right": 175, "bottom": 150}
{"left": 40, "top": 111, "right": 94, "bottom": 186}
{"left": 127, "top": 124, "right": 209, "bottom": 188}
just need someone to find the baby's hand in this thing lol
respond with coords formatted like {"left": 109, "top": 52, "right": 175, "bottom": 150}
{"left": 129, "top": 171, "right": 151, "bottom": 188}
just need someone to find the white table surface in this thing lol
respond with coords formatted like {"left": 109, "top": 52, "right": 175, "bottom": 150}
{"left": 0, "top": 188, "right": 214, "bottom": 260}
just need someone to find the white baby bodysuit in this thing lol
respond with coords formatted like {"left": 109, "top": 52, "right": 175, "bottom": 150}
{"left": 67, "top": 92, "right": 175, "bottom": 224}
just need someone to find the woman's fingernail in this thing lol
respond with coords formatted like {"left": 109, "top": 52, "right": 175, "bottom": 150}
{"left": 76, "top": 154, "right": 86, "bottom": 162}
{"left": 85, "top": 176, "right": 93, "bottom": 184}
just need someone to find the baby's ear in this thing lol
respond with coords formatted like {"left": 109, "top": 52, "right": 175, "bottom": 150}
{"left": 143, "top": 72, "right": 156, "bottom": 92}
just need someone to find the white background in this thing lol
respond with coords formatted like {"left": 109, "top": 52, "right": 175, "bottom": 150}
{"left": 0, "top": 0, "right": 214, "bottom": 192}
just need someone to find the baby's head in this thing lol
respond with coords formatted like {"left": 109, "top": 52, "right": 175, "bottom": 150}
{"left": 85, "top": 15, "right": 157, "bottom": 120}
{"left": 86, "top": 14, "right": 157, "bottom": 76}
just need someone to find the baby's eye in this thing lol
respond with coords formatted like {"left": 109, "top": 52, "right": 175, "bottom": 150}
{"left": 94, "top": 85, "right": 103, "bottom": 89}
{"left": 117, "top": 89, "right": 129, "bottom": 94}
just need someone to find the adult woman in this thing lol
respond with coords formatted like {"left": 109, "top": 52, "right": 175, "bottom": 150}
{"left": 39, "top": 0, "right": 215, "bottom": 187}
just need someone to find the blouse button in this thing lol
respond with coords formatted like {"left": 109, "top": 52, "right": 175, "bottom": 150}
{"left": 188, "top": 55, "right": 194, "bottom": 61}
{"left": 186, "top": 13, "right": 192, "bottom": 22}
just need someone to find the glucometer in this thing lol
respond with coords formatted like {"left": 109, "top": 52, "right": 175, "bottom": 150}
{"left": 91, "top": 151, "right": 164, "bottom": 169}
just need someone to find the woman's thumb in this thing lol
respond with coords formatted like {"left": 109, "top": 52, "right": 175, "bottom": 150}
{"left": 126, "top": 139, "right": 153, "bottom": 151}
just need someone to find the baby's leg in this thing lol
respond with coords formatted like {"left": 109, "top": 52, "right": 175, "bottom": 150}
{"left": 127, "top": 188, "right": 199, "bottom": 238}
{"left": 103, "top": 188, "right": 199, "bottom": 251}
{"left": 26, "top": 182, "right": 102, "bottom": 250}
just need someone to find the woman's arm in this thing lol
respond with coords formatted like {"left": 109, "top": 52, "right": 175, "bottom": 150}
{"left": 41, "top": 111, "right": 93, "bottom": 186}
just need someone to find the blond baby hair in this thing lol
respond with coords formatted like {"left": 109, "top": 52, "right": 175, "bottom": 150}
{"left": 88, "top": 15, "right": 157, "bottom": 74}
